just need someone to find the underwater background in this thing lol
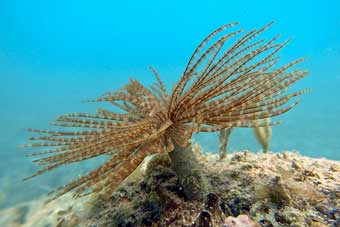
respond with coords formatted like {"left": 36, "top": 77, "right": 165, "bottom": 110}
{"left": 0, "top": 0, "right": 339, "bottom": 211}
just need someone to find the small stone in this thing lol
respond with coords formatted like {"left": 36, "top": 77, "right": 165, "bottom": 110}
{"left": 329, "top": 164, "right": 340, "bottom": 172}
{"left": 240, "top": 163, "right": 253, "bottom": 171}
{"left": 192, "top": 210, "right": 211, "bottom": 227}
{"left": 56, "top": 209, "right": 68, "bottom": 216}
{"left": 224, "top": 215, "right": 258, "bottom": 227}
{"left": 291, "top": 161, "right": 302, "bottom": 171}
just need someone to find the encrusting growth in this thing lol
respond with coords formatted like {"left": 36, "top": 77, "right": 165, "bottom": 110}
{"left": 22, "top": 21, "right": 308, "bottom": 203}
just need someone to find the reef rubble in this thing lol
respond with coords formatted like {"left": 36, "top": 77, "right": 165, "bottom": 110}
{"left": 1, "top": 147, "right": 340, "bottom": 227}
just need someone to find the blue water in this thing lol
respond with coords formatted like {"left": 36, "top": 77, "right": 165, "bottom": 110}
{"left": 0, "top": 0, "right": 339, "bottom": 209}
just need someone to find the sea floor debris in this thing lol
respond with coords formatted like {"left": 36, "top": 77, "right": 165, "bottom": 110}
{"left": 1, "top": 148, "right": 340, "bottom": 227}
